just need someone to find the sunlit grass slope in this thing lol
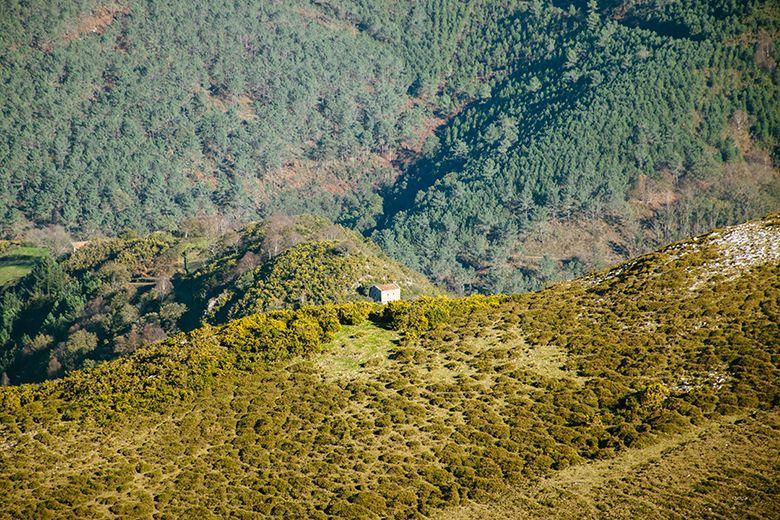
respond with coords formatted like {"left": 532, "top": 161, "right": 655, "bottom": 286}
{"left": 0, "top": 215, "right": 778, "bottom": 518}
{"left": 0, "top": 244, "right": 48, "bottom": 286}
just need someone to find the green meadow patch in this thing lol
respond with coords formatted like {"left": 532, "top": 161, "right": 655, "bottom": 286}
{"left": 0, "top": 245, "right": 48, "bottom": 285}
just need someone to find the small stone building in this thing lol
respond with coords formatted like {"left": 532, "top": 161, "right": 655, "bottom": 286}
{"left": 369, "top": 283, "right": 401, "bottom": 304}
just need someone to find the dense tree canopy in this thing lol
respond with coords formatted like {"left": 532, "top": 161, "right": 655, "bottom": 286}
{"left": 376, "top": 0, "right": 779, "bottom": 293}
{"left": 0, "top": 0, "right": 474, "bottom": 233}
{"left": 0, "top": 0, "right": 777, "bottom": 292}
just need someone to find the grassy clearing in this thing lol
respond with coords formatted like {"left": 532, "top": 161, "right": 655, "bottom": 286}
{"left": 515, "top": 343, "right": 588, "bottom": 385}
{"left": 0, "top": 245, "right": 48, "bottom": 285}
{"left": 314, "top": 322, "right": 400, "bottom": 378}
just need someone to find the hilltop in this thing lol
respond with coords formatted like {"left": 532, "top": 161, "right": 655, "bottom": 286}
{"left": 0, "top": 215, "right": 437, "bottom": 384}
{"left": 1, "top": 215, "right": 777, "bottom": 518}
{"left": 175, "top": 215, "right": 438, "bottom": 326}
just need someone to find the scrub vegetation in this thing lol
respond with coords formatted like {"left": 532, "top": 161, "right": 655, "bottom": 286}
{"left": 0, "top": 215, "right": 437, "bottom": 384}
{"left": 1, "top": 215, "right": 777, "bottom": 518}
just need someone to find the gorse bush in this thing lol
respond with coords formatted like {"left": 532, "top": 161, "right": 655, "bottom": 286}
{"left": 378, "top": 295, "right": 504, "bottom": 338}
{"left": 335, "top": 301, "right": 375, "bottom": 325}
{"left": 0, "top": 301, "right": 381, "bottom": 422}
{"left": 1, "top": 219, "right": 777, "bottom": 517}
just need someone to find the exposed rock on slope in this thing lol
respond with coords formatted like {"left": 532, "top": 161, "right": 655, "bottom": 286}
{"left": 591, "top": 213, "right": 780, "bottom": 288}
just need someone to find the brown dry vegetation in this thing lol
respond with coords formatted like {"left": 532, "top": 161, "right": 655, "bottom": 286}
{"left": 262, "top": 155, "right": 398, "bottom": 197}
{"left": 515, "top": 218, "right": 625, "bottom": 271}
{"left": 513, "top": 146, "right": 779, "bottom": 280}
{"left": 63, "top": 3, "right": 130, "bottom": 42}
{"left": 294, "top": 6, "right": 359, "bottom": 36}
{"left": 194, "top": 86, "right": 257, "bottom": 122}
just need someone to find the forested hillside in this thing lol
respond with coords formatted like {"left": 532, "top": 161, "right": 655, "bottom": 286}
{"left": 0, "top": 0, "right": 472, "bottom": 233}
{"left": 1, "top": 0, "right": 778, "bottom": 292}
{"left": 377, "top": 0, "right": 779, "bottom": 293}
{"left": 1, "top": 215, "right": 777, "bottom": 517}
{"left": 0, "top": 215, "right": 437, "bottom": 384}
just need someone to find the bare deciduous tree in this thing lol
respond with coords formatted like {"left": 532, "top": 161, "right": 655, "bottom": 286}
{"left": 25, "top": 225, "right": 73, "bottom": 256}
{"left": 261, "top": 214, "right": 302, "bottom": 258}
{"left": 236, "top": 251, "right": 261, "bottom": 274}
{"left": 153, "top": 275, "right": 173, "bottom": 298}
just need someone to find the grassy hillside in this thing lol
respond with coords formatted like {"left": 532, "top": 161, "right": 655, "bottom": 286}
{"left": 1, "top": 214, "right": 777, "bottom": 517}
{"left": 0, "top": 215, "right": 437, "bottom": 384}
{"left": 0, "top": 242, "right": 49, "bottom": 286}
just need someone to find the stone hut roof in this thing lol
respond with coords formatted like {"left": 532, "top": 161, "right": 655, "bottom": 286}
{"left": 372, "top": 283, "right": 400, "bottom": 291}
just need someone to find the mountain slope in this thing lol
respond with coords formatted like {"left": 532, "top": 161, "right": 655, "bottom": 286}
{"left": 1, "top": 214, "right": 777, "bottom": 518}
{"left": 443, "top": 410, "right": 779, "bottom": 519}
{"left": 0, "top": 0, "right": 475, "bottom": 233}
{"left": 175, "top": 214, "right": 440, "bottom": 325}
{"left": 0, "top": 215, "right": 438, "bottom": 384}
{"left": 376, "top": 0, "right": 779, "bottom": 293}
